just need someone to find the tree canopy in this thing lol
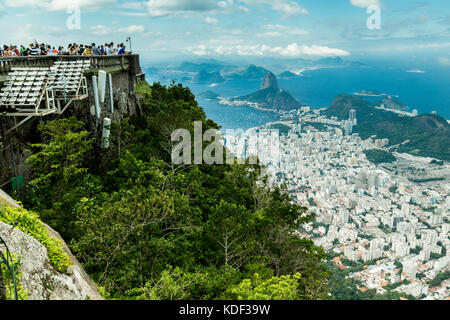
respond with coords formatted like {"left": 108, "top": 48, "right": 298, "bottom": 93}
{"left": 22, "top": 81, "right": 329, "bottom": 300}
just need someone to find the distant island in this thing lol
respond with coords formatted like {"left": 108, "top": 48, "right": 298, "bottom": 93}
{"left": 278, "top": 71, "right": 299, "bottom": 79}
{"left": 149, "top": 57, "right": 366, "bottom": 85}
{"left": 354, "top": 90, "right": 387, "bottom": 97}
{"left": 220, "top": 72, "right": 302, "bottom": 112}
{"left": 375, "top": 96, "right": 409, "bottom": 111}
{"left": 222, "top": 64, "right": 270, "bottom": 81}
{"left": 192, "top": 70, "right": 225, "bottom": 84}
{"left": 197, "top": 91, "right": 221, "bottom": 101}
{"left": 353, "top": 91, "right": 408, "bottom": 111}
{"left": 187, "top": 64, "right": 271, "bottom": 85}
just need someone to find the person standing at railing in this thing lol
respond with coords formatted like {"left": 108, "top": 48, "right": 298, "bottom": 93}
{"left": 58, "top": 46, "right": 66, "bottom": 55}
{"left": 69, "top": 44, "right": 78, "bottom": 56}
{"left": 78, "top": 44, "right": 85, "bottom": 56}
{"left": 20, "top": 45, "right": 28, "bottom": 56}
{"left": 29, "top": 43, "right": 40, "bottom": 56}
{"left": 82, "top": 45, "right": 94, "bottom": 56}
{"left": 2, "top": 46, "right": 12, "bottom": 57}
{"left": 39, "top": 44, "right": 48, "bottom": 55}
{"left": 92, "top": 43, "right": 99, "bottom": 55}
{"left": 117, "top": 44, "right": 126, "bottom": 55}
{"left": 106, "top": 43, "right": 114, "bottom": 55}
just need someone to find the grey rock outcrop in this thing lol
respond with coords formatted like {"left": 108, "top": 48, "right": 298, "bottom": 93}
{"left": 0, "top": 191, "right": 103, "bottom": 300}
{"left": 260, "top": 72, "right": 279, "bottom": 90}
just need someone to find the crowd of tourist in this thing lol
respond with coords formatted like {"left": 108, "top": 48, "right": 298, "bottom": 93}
{"left": 0, "top": 42, "right": 128, "bottom": 57}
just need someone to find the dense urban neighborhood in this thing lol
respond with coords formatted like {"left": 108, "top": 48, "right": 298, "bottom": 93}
{"left": 227, "top": 107, "right": 450, "bottom": 300}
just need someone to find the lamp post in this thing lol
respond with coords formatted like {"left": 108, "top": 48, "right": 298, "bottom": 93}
{"left": 126, "top": 37, "right": 132, "bottom": 54}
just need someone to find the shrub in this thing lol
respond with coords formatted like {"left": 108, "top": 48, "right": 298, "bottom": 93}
{"left": 0, "top": 203, "right": 71, "bottom": 273}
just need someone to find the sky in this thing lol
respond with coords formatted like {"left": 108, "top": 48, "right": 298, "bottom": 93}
{"left": 0, "top": 0, "right": 449, "bottom": 66}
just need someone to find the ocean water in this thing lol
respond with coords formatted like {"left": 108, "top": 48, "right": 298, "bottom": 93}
{"left": 194, "top": 100, "right": 280, "bottom": 131}
{"left": 150, "top": 78, "right": 280, "bottom": 131}
{"left": 281, "top": 66, "right": 450, "bottom": 118}
{"left": 148, "top": 65, "right": 450, "bottom": 130}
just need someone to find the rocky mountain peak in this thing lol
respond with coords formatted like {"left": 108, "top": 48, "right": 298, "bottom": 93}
{"left": 260, "top": 72, "right": 279, "bottom": 90}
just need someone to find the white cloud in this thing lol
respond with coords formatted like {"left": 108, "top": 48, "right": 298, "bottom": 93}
{"left": 204, "top": 16, "right": 219, "bottom": 24}
{"left": 263, "top": 24, "right": 309, "bottom": 36}
{"left": 8, "top": 23, "right": 34, "bottom": 43}
{"left": 243, "top": 0, "right": 309, "bottom": 17}
{"left": 271, "top": 0, "right": 308, "bottom": 17}
{"left": 145, "top": 0, "right": 223, "bottom": 17}
{"left": 257, "top": 31, "right": 283, "bottom": 37}
{"left": 118, "top": 25, "right": 145, "bottom": 34}
{"left": 119, "top": 1, "right": 144, "bottom": 10}
{"left": 275, "top": 43, "right": 350, "bottom": 57}
{"left": 189, "top": 42, "right": 349, "bottom": 58}
{"left": 389, "top": 42, "right": 450, "bottom": 51}
{"left": 438, "top": 57, "right": 450, "bottom": 66}
{"left": 90, "top": 25, "right": 111, "bottom": 36}
{"left": 290, "top": 28, "right": 309, "bottom": 36}
{"left": 117, "top": 0, "right": 241, "bottom": 17}
{"left": 350, "top": 0, "right": 381, "bottom": 9}
{"left": 4, "top": 0, "right": 116, "bottom": 11}
{"left": 90, "top": 24, "right": 147, "bottom": 36}
{"left": 113, "top": 11, "right": 148, "bottom": 17}
{"left": 406, "top": 69, "right": 426, "bottom": 74}
{"left": 143, "top": 31, "right": 162, "bottom": 38}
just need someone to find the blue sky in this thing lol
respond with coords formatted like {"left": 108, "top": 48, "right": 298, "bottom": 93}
{"left": 0, "top": 0, "right": 449, "bottom": 66}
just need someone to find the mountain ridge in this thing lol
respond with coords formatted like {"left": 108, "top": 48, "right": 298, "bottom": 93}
{"left": 324, "top": 94, "right": 450, "bottom": 160}
{"left": 230, "top": 72, "right": 302, "bottom": 111}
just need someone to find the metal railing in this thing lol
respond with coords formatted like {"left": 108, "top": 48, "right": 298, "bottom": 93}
{"left": 0, "top": 54, "right": 142, "bottom": 79}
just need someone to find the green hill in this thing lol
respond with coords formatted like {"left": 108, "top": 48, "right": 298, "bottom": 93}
{"left": 223, "top": 64, "right": 270, "bottom": 80}
{"left": 231, "top": 72, "right": 302, "bottom": 111}
{"left": 18, "top": 81, "right": 329, "bottom": 300}
{"left": 363, "top": 149, "right": 397, "bottom": 164}
{"left": 197, "top": 90, "right": 220, "bottom": 100}
{"left": 192, "top": 70, "right": 225, "bottom": 84}
{"left": 324, "top": 94, "right": 450, "bottom": 160}
{"left": 234, "top": 88, "right": 301, "bottom": 111}
{"left": 278, "top": 71, "right": 299, "bottom": 79}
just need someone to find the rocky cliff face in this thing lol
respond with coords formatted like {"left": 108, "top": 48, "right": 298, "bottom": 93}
{"left": 0, "top": 190, "right": 102, "bottom": 300}
{"left": 260, "top": 72, "right": 279, "bottom": 90}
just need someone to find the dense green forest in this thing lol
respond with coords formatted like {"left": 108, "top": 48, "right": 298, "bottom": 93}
{"left": 19, "top": 81, "right": 330, "bottom": 300}
{"left": 363, "top": 149, "right": 397, "bottom": 164}
{"left": 324, "top": 94, "right": 450, "bottom": 161}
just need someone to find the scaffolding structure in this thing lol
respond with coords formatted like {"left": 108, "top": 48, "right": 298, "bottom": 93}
{"left": 0, "top": 60, "right": 91, "bottom": 135}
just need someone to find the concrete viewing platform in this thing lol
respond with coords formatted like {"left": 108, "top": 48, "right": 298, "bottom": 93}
{"left": 0, "top": 54, "right": 145, "bottom": 135}
{"left": 0, "top": 54, "right": 145, "bottom": 82}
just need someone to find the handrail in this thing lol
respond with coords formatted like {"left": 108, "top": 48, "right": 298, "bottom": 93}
{"left": 0, "top": 54, "right": 142, "bottom": 78}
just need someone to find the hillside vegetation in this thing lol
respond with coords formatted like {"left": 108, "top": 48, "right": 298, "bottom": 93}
{"left": 19, "top": 81, "right": 329, "bottom": 300}
{"left": 363, "top": 150, "right": 397, "bottom": 164}
{"left": 324, "top": 94, "right": 450, "bottom": 160}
